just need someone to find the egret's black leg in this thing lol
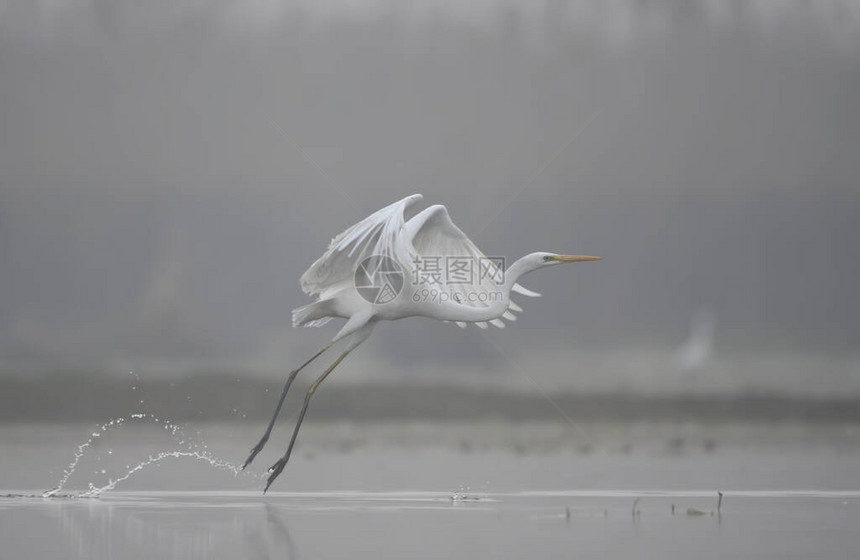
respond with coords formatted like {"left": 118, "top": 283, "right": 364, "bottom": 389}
{"left": 264, "top": 348, "right": 352, "bottom": 492}
{"left": 243, "top": 341, "right": 334, "bottom": 470}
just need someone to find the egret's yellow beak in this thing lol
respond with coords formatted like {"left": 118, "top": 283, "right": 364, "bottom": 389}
{"left": 554, "top": 255, "right": 602, "bottom": 262}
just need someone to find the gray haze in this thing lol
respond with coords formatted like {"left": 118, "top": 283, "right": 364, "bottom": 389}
{"left": 1, "top": 0, "right": 859, "bottom": 395}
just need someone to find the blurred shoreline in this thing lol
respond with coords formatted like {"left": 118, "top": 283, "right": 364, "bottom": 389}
{"left": 2, "top": 373, "right": 858, "bottom": 423}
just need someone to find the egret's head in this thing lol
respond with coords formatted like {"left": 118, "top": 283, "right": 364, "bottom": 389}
{"left": 527, "top": 252, "right": 602, "bottom": 270}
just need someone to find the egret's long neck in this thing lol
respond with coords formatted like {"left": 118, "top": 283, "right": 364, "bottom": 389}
{"left": 429, "top": 255, "right": 537, "bottom": 322}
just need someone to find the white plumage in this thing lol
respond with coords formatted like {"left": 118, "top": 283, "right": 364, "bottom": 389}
{"left": 296, "top": 194, "right": 537, "bottom": 331}
{"left": 245, "top": 194, "right": 601, "bottom": 492}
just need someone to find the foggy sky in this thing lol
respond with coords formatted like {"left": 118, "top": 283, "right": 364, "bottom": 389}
{"left": 1, "top": 0, "right": 859, "bottom": 390}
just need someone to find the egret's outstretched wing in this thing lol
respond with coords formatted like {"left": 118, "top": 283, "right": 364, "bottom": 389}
{"left": 405, "top": 205, "right": 538, "bottom": 328}
{"left": 300, "top": 194, "right": 424, "bottom": 297}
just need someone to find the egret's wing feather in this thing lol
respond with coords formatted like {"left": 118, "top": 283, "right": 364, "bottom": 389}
{"left": 512, "top": 284, "right": 541, "bottom": 298}
{"left": 405, "top": 205, "right": 534, "bottom": 326}
{"left": 300, "top": 194, "right": 423, "bottom": 296}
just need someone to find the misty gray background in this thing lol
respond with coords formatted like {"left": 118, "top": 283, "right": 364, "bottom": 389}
{"left": 1, "top": 0, "right": 859, "bottom": 397}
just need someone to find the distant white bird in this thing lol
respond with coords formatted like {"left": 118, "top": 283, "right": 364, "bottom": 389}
{"left": 672, "top": 307, "right": 716, "bottom": 374}
{"left": 244, "top": 194, "right": 601, "bottom": 491}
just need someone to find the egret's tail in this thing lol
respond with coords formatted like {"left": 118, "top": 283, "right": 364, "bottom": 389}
{"left": 292, "top": 301, "right": 334, "bottom": 328}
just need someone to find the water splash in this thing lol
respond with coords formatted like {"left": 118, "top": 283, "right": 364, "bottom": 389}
{"left": 78, "top": 450, "right": 242, "bottom": 497}
{"left": 450, "top": 485, "right": 481, "bottom": 502}
{"left": 44, "top": 412, "right": 240, "bottom": 498}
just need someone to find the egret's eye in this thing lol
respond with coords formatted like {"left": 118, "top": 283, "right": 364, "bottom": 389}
{"left": 543, "top": 255, "right": 554, "bottom": 262}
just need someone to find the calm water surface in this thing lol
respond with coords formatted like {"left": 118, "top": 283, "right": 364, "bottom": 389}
{"left": 2, "top": 421, "right": 859, "bottom": 559}
{"left": 3, "top": 490, "right": 859, "bottom": 560}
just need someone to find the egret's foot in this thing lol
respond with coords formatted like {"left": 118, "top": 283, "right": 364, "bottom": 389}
{"left": 264, "top": 457, "right": 288, "bottom": 493}
{"left": 242, "top": 437, "right": 269, "bottom": 470}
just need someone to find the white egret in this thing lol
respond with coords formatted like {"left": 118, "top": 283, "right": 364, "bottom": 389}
{"left": 245, "top": 193, "right": 601, "bottom": 491}
{"left": 672, "top": 307, "right": 716, "bottom": 374}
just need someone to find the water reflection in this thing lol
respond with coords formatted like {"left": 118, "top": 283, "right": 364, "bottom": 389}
{"left": 13, "top": 490, "right": 857, "bottom": 559}
{"left": 45, "top": 492, "right": 483, "bottom": 559}
{"left": 260, "top": 504, "right": 298, "bottom": 560}
{"left": 52, "top": 496, "right": 281, "bottom": 559}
